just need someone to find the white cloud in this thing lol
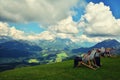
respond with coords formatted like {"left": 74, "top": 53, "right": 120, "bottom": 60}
{"left": 48, "top": 16, "right": 79, "bottom": 34}
{"left": 77, "top": 35, "right": 109, "bottom": 42}
{"left": 0, "top": 22, "right": 27, "bottom": 39}
{"left": 0, "top": 22, "right": 55, "bottom": 40}
{"left": 0, "top": 0, "right": 81, "bottom": 26}
{"left": 79, "top": 2, "right": 120, "bottom": 37}
{"left": 9, "top": 27, "right": 25, "bottom": 39}
{"left": 37, "top": 31, "right": 55, "bottom": 40}
{"left": 0, "top": 16, "right": 79, "bottom": 42}
{"left": 0, "top": 22, "right": 9, "bottom": 36}
{"left": 46, "top": 16, "right": 82, "bottom": 42}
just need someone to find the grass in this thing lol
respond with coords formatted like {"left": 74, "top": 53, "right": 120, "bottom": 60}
{"left": 0, "top": 57, "right": 120, "bottom": 80}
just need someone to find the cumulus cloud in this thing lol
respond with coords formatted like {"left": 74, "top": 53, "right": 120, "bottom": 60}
{"left": 0, "top": 0, "right": 81, "bottom": 26}
{"left": 0, "top": 22, "right": 26, "bottom": 39}
{"left": 48, "top": 16, "right": 78, "bottom": 34}
{"left": 77, "top": 35, "right": 112, "bottom": 42}
{"left": 0, "top": 22, "right": 56, "bottom": 40}
{"left": 0, "top": 22, "right": 9, "bottom": 36}
{"left": 0, "top": 19, "right": 79, "bottom": 41}
{"left": 0, "top": 16, "right": 79, "bottom": 42}
{"left": 46, "top": 16, "right": 81, "bottom": 42}
{"left": 37, "top": 31, "right": 55, "bottom": 40}
{"left": 0, "top": 21, "right": 76, "bottom": 42}
{"left": 79, "top": 2, "right": 120, "bottom": 37}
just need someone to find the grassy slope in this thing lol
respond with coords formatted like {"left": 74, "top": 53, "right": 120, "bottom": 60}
{"left": 0, "top": 57, "right": 120, "bottom": 80}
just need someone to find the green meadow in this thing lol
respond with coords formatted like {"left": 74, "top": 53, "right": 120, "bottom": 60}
{"left": 0, "top": 57, "right": 120, "bottom": 80}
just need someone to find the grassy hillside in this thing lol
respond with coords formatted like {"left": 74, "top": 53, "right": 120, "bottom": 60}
{"left": 0, "top": 57, "right": 120, "bottom": 80}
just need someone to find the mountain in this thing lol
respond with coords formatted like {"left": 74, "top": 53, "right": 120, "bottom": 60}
{"left": 1, "top": 35, "right": 120, "bottom": 64}
{"left": 0, "top": 37, "right": 74, "bottom": 64}
{"left": 0, "top": 40, "right": 42, "bottom": 57}
{"left": 0, "top": 39, "right": 43, "bottom": 64}
{"left": 0, "top": 36, "right": 80, "bottom": 53}
{"left": 72, "top": 39, "right": 120, "bottom": 53}
{"left": 92, "top": 39, "right": 120, "bottom": 48}
{"left": 0, "top": 40, "right": 42, "bottom": 52}
{"left": 37, "top": 38, "right": 80, "bottom": 50}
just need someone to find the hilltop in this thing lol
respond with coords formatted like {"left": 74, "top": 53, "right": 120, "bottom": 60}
{"left": 0, "top": 57, "right": 120, "bottom": 80}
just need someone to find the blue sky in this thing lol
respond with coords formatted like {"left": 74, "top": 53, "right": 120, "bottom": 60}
{"left": 0, "top": 0, "right": 120, "bottom": 47}
{"left": 9, "top": 22, "right": 44, "bottom": 34}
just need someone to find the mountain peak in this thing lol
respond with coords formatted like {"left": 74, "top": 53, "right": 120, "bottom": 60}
{"left": 72, "top": 39, "right": 120, "bottom": 53}
{"left": 93, "top": 39, "right": 120, "bottom": 48}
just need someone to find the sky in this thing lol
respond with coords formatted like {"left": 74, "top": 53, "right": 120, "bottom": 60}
{"left": 0, "top": 0, "right": 120, "bottom": 47}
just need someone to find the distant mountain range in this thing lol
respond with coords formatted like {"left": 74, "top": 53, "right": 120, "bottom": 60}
{"left": 72, "top": 39, "right": 120, "bottom": 53}
{"left": 0, "top": 36, "right": 120, "bottom": 64}
{"left": 0, "top": 36, "right": 77, "bottom": 64}
{"left": 36, "top": 38, "right": 80, "bottom": 50}
{"left": 0, "top": 36, "right": 43, "bottom": 63}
